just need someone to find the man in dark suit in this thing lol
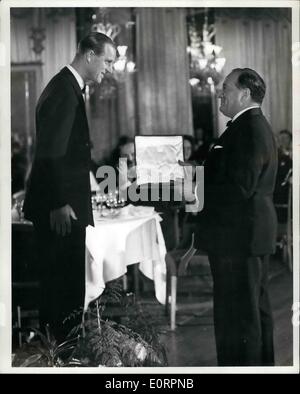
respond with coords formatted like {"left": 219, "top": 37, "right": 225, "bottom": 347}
{"left": 23, "top": 32, "right": 116, "bottom": 340}
{"left": 196, "top": 68, "right": 278, "bottom": 366}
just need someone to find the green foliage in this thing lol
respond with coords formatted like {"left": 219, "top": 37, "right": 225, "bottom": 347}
{"left": 19, "top": 325, "right": 81, "bottom": 367}
{"left": 18, "top": 280, "right": 168, "bottom": 367}
{"left": 121, "top": 302, "right": 168, "bottom": 366}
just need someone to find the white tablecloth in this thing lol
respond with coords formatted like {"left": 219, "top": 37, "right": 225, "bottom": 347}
{"left": 84, "top": 206, "right": 167, "bottom": 310}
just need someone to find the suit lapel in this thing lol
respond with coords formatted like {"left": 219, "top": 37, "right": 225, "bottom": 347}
{"left": 60, "top": 66, "right": 89, "bottom": 130}
{"left": 218, "top": 122, "right": 235, "bottom": 145}
{"left": 219, "top": 107, "right": 263, "bottom": 145}
{"left": 230, "top": 107, "right": 262, "bottom": 130}
{"left": 60, "top": 67, "right": 86, "bottom": 107}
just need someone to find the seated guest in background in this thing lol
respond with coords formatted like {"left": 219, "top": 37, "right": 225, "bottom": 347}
{"left": 113, "top": 136, "right": 136, "bottom": 190}
{"left": 190, "top": 129, "right": 212, "bottom": 165}
{"left": 11, "top": 134, "right": 28, "bottom": 195}
{"left": 109, "top": 136, "right": 135, "bottom": 168}
{"left": 273, "top": 129, "right": 292, "bottom": 223}
{"left": 182, "top": 135, "right": 199, "bottom": 180}
{"left": 277, "top": 129, "right": 292, "bottom": 158}
{"left": 183, "top": 134, "right": 195, "bottom": 162}
{"left": 119, "top": 136, "right": 135, "bottom": 169}
{"left": 104, "top": 136, "right": 137, "bottom": 291}
{"left": 99, "top": 136, "right": 136, "bottom": 193}
{"left": 23, "top": 32, "right": 116, "bottom": 340}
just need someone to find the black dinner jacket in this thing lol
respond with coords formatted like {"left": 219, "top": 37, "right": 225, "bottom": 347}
{"left": 196, "top": 107, "right": 278, "bottom": 256}
{"left": 23, "top": 67, "right": 93, "bottom": 227}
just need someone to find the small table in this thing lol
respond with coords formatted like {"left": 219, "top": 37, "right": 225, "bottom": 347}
{"left": 84, "top": 208, "right": 167, "bottom": 310}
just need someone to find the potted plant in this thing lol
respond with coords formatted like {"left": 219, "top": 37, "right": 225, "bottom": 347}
{"left": 14, "top": 281, "right": 168, "bottom": 368}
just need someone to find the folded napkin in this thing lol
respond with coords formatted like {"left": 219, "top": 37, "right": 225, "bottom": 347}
{"left": 119, "top": 204, "right": 155, "bottom": 218}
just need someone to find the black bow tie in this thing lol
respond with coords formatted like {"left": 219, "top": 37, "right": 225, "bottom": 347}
{"left": 81, "top": 85, "right": 86, "bottom": 94}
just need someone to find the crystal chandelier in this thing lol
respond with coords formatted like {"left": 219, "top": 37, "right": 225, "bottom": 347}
{"left": 91, "top": 8, "right": 136, "bottom": 82}
{"left": 187, "top": 9, "right": 226, "bottom": 88}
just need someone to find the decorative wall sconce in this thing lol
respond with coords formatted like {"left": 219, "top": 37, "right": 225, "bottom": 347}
{"left": 30, "top": 27, "right": 46, "bottom": 58}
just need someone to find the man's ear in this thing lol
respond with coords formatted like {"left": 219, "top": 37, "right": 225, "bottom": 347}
{"left": 242, "top": 87, "right": 251, "bottom": 103}
{"left": 86, "top": 50, "right": 94, "bottom": 63}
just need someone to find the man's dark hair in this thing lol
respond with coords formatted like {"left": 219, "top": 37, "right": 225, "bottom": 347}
{"left": 78, "top": 32, "right": 115, "bottom": 56}
{"left": 109, "top": 136, "right": 135, "bottom": 165}
{"left": 232, "top": 68, "right": 266, "bottom": 104}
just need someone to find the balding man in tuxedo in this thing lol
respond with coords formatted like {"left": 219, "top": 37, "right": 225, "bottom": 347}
{"left": 196, "top": 68, "right": 278, "bottom": 366}
{"left": 23, "top": 32, "right": 116, "bottom": 340}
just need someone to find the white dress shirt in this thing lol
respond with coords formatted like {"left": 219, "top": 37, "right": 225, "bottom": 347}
{"left": 231, "top": 105, "right": 260, "bottom": 123}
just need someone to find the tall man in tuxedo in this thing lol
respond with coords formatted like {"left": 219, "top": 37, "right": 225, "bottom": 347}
{"left": 196, "top": 68, "right": 278, "bottom": 366}
{"left": 23, "top": 32, "right": 116, "bottom": 340}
